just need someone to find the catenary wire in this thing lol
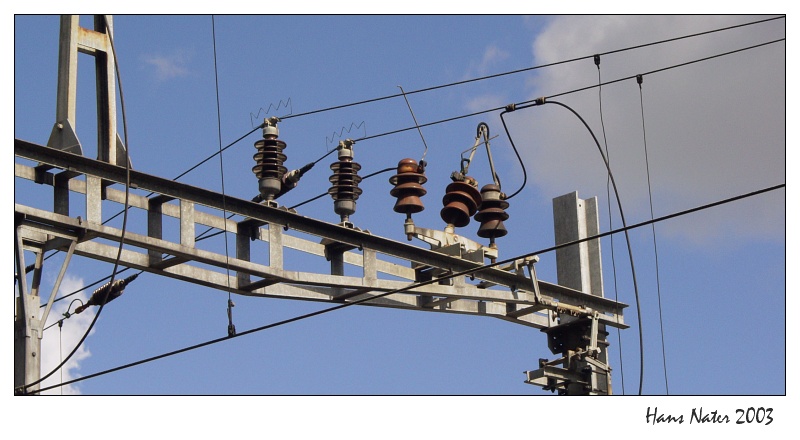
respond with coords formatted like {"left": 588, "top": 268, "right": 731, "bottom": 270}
{"left": 20, "top": 16, "right": 132, "bottom": 394}
{"left": 279, "top": 16, "right": 783, "bottom": 121}
{"left": 355, "top": 37, "right": 784, "bottom": 145}
{"left": 162, "top": 21, "right": 785, "bottom": 183}
{"left": 15, "top": 17, "right": 785, "bottom": 394}
{"left": 637, "top": 74, "right": 670, "bottom": 394}
{"left": 34, "top": 34, "right": 786, "bottom": 342}
{"left": 35, "top": 37, "right": 784, "bottom": 313}
{"left": 505, "top": 98, "right": 646, "bottom": 395}
{"left": 523, "top": 38, "right": 784, "bottom": 106}
{"left": 210, "top": 15, "right": 237, "bottom": 336}
{"left": 547, "top": 100, "right": 643, "bottom": 395}
{"left": 22, "top": 25, "right": 785, "bottom": 392}
{"left": 31, "top": 182, "right": 785, "bottom": 395}
{"left": 594, "top": 55, "right": 626, "bottom": 395}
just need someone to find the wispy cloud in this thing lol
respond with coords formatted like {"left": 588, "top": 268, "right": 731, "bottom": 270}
{"left": 141, "top": 51, "right": 192, "bottom": 82}
{"left": 40, "top": 275, "right": 94, "bottom": 395}
{"left": 519, "top": 15, "right": 785, "bottom": 247}
{"left": 464, "top": 44, "right": 510, "bottom": 79}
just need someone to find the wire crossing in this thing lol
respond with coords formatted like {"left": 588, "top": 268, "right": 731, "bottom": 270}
{"left": 29, "top": 182, "right": 785, "bottom": 395}
{"left": 636, "top": 74, "right": 670, "bottom": 394}
{"left": 594, "top": 54, "right": 626, "bottom": 395}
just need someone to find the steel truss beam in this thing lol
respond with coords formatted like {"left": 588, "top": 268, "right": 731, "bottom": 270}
{"left": 15, "top": 139, "right": 627, "bottom": 332}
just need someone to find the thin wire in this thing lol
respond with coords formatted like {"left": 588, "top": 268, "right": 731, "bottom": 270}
{"left": 289, "top": 166, "right": 395, "bottom": 211}
{"left": 132, "top": 35, "right": 784, "bottom": 193}
{"left": 20, "top": 16, "right": 132, "bottom": 394}
{"left": 358, "top": 38, "right": 784, "bottom": 146}
{"left": 509, "top": 98, "right": 646, "bottom": 395}
{"left": 529, "top": 38, "right": 784, "bottom": 105}
{"left": 638, "top": 75, "right": 670, "bottom": 394}
{"left": 58, "top": 321, "right": 63, "bottom": 395}
{"left": 280, "top": 16, "right": 783, "bottom": 121}
{"left": 38, "top": 39, "right": 784, "bottom": 310}
{"left": 22, "top": 32, "right": 785, "bottom": 393}
{"left": 550, "top": 100, "right": 644, "bottom": 395}
{"left": 312, "top": 147, "right": 338, "bottom": 166}
{"left": 32, "top": 182, "right": 785, "bottom": 394}
{"left": 496, "top": 115, "right": 528, "bottom": 200}
{"left": 398, "top": 85, "right": 429, "bottom": 163}
{"left": 211, "top": 15, "right": 236, "bottom": 336}
{"left": 43, "top": 298, "right": 85, "bottom": 332}
{"left": 595, "top": 57, "right": 625, "bottom": 395}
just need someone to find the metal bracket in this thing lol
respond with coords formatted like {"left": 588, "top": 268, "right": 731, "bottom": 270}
{"left": 406, "top": 221, "right": 497, "bottom": 262}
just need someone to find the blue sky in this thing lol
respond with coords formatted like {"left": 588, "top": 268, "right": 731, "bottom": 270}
{"left": 11, "top": 12, "right": 789, "bottom": 434}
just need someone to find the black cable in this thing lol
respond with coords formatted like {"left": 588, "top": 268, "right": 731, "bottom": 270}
{"left": 288, "top": 166, "right": 396, "bottom": 211}
{"left": 522, "top": 38, "right": 784, "bottom": 106}
{"left": 90, "top": 33, "right": 786, "bottom": 212}
{"left": 20, "top": 16, "right": 132, "bottom": 394}
{"left": 38, "top": 37, "right": 785, "bottom": 310}
{"left": 92, "top": 28, "right": 787, "bottom": 225}
{"left": 496, "top": 114, "right": 527, "bottom": 200}
{"left": 280, "top": 16, "right": 784, "bottom": 121}
{"left": 32, "top": 182, "right": 785, "bottom": 395}
{"left": 23, "top": 29, "right": 785, "bottom": 393}
{"left": 506, "top": 98, "right": 646, "bottom": 395}
{"left": 637, "top": 74, "right": 670, "bottom": 394}
{"left": 43, "top": 298, "right": 84, "bottom": 332}
{"left": 594, "top": 55, "right": 626, "bottom": 395}
{"left": 312, "top": 147, "right": 338, "bottom": 166}
{"left": 211, "top": 15, "right": 236, "bottom": 337}
{"left": 548, "top": 100, "right": 644, "bottom": 395}
{"left": 356, "top": 38, "right": 784, "bottom": 147}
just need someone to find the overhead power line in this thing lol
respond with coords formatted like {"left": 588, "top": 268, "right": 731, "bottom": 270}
{"left": 30, "top": 182, "right": 785, "bottom": 395}
{"left": 165, "top": 20, "right": 784, "bottom": 182}
{"left": 36, "top": 35, "right": 786, "bottom": 320}
{"left": 355, "top": 38, "right": 786, "bottom": 144}
{"left": 280, "top": 15, "right": 784, "bottom": 121}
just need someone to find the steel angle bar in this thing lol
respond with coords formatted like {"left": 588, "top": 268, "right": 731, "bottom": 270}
{"left": 16, "top": 139, "right": 627, "bottom": 320}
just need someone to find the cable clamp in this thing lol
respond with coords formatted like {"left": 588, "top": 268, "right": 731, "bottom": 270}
{"left": 593, "top": 54, "right": 600, "bottom": 66}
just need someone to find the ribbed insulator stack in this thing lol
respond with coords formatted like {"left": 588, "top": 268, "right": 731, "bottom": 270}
{"left": 389, "top": 158, "right": 427, "bottom": 217}
{"left": 328, "top": 141, "right": 363, "bottom": 223}
{"left": 252, "top": 120, "right": 288, "bottom": 203}
{"left": 474, "top": 183, "right": 509, "bottom": 242}
{"left": 74, "top": 273, "right": 139, "bottom": 314}
{"left": 440, "top": 180, "right": 482, "bottom": 228}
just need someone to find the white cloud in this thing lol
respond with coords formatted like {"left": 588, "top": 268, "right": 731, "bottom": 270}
{"left": 464, "top": 93, "right": 506, "bottom": 114}
{"left": 514, "top": 15, "right": 785, "bottom": 246}
{"left": 463, "top": 44, "right": 511, "bottom": 79}
{"left": 141, "top": 51, "right": 192, "bottom": 82}
{"left": 40, "top": 274, "right": 95, "bottom": 395}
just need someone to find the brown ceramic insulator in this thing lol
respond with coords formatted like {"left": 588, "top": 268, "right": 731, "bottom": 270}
{"left": 475, "top": 184, "right": 509, "bottom": 239}
{"left": 251, "top": 138, "right": 288, "bottom": 180}
{"left": 440, "top": 181, "right": 481, "bottom": 228}
{"left": 389, "top": 158, "right": 428, "bottom": 214}
{"left": 328, "top": 158, "right": 363, "bottom": 217}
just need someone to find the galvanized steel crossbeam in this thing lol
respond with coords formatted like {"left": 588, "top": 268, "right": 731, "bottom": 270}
{"left": 15, "top": 138, "right": 627, "bottom": 330}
